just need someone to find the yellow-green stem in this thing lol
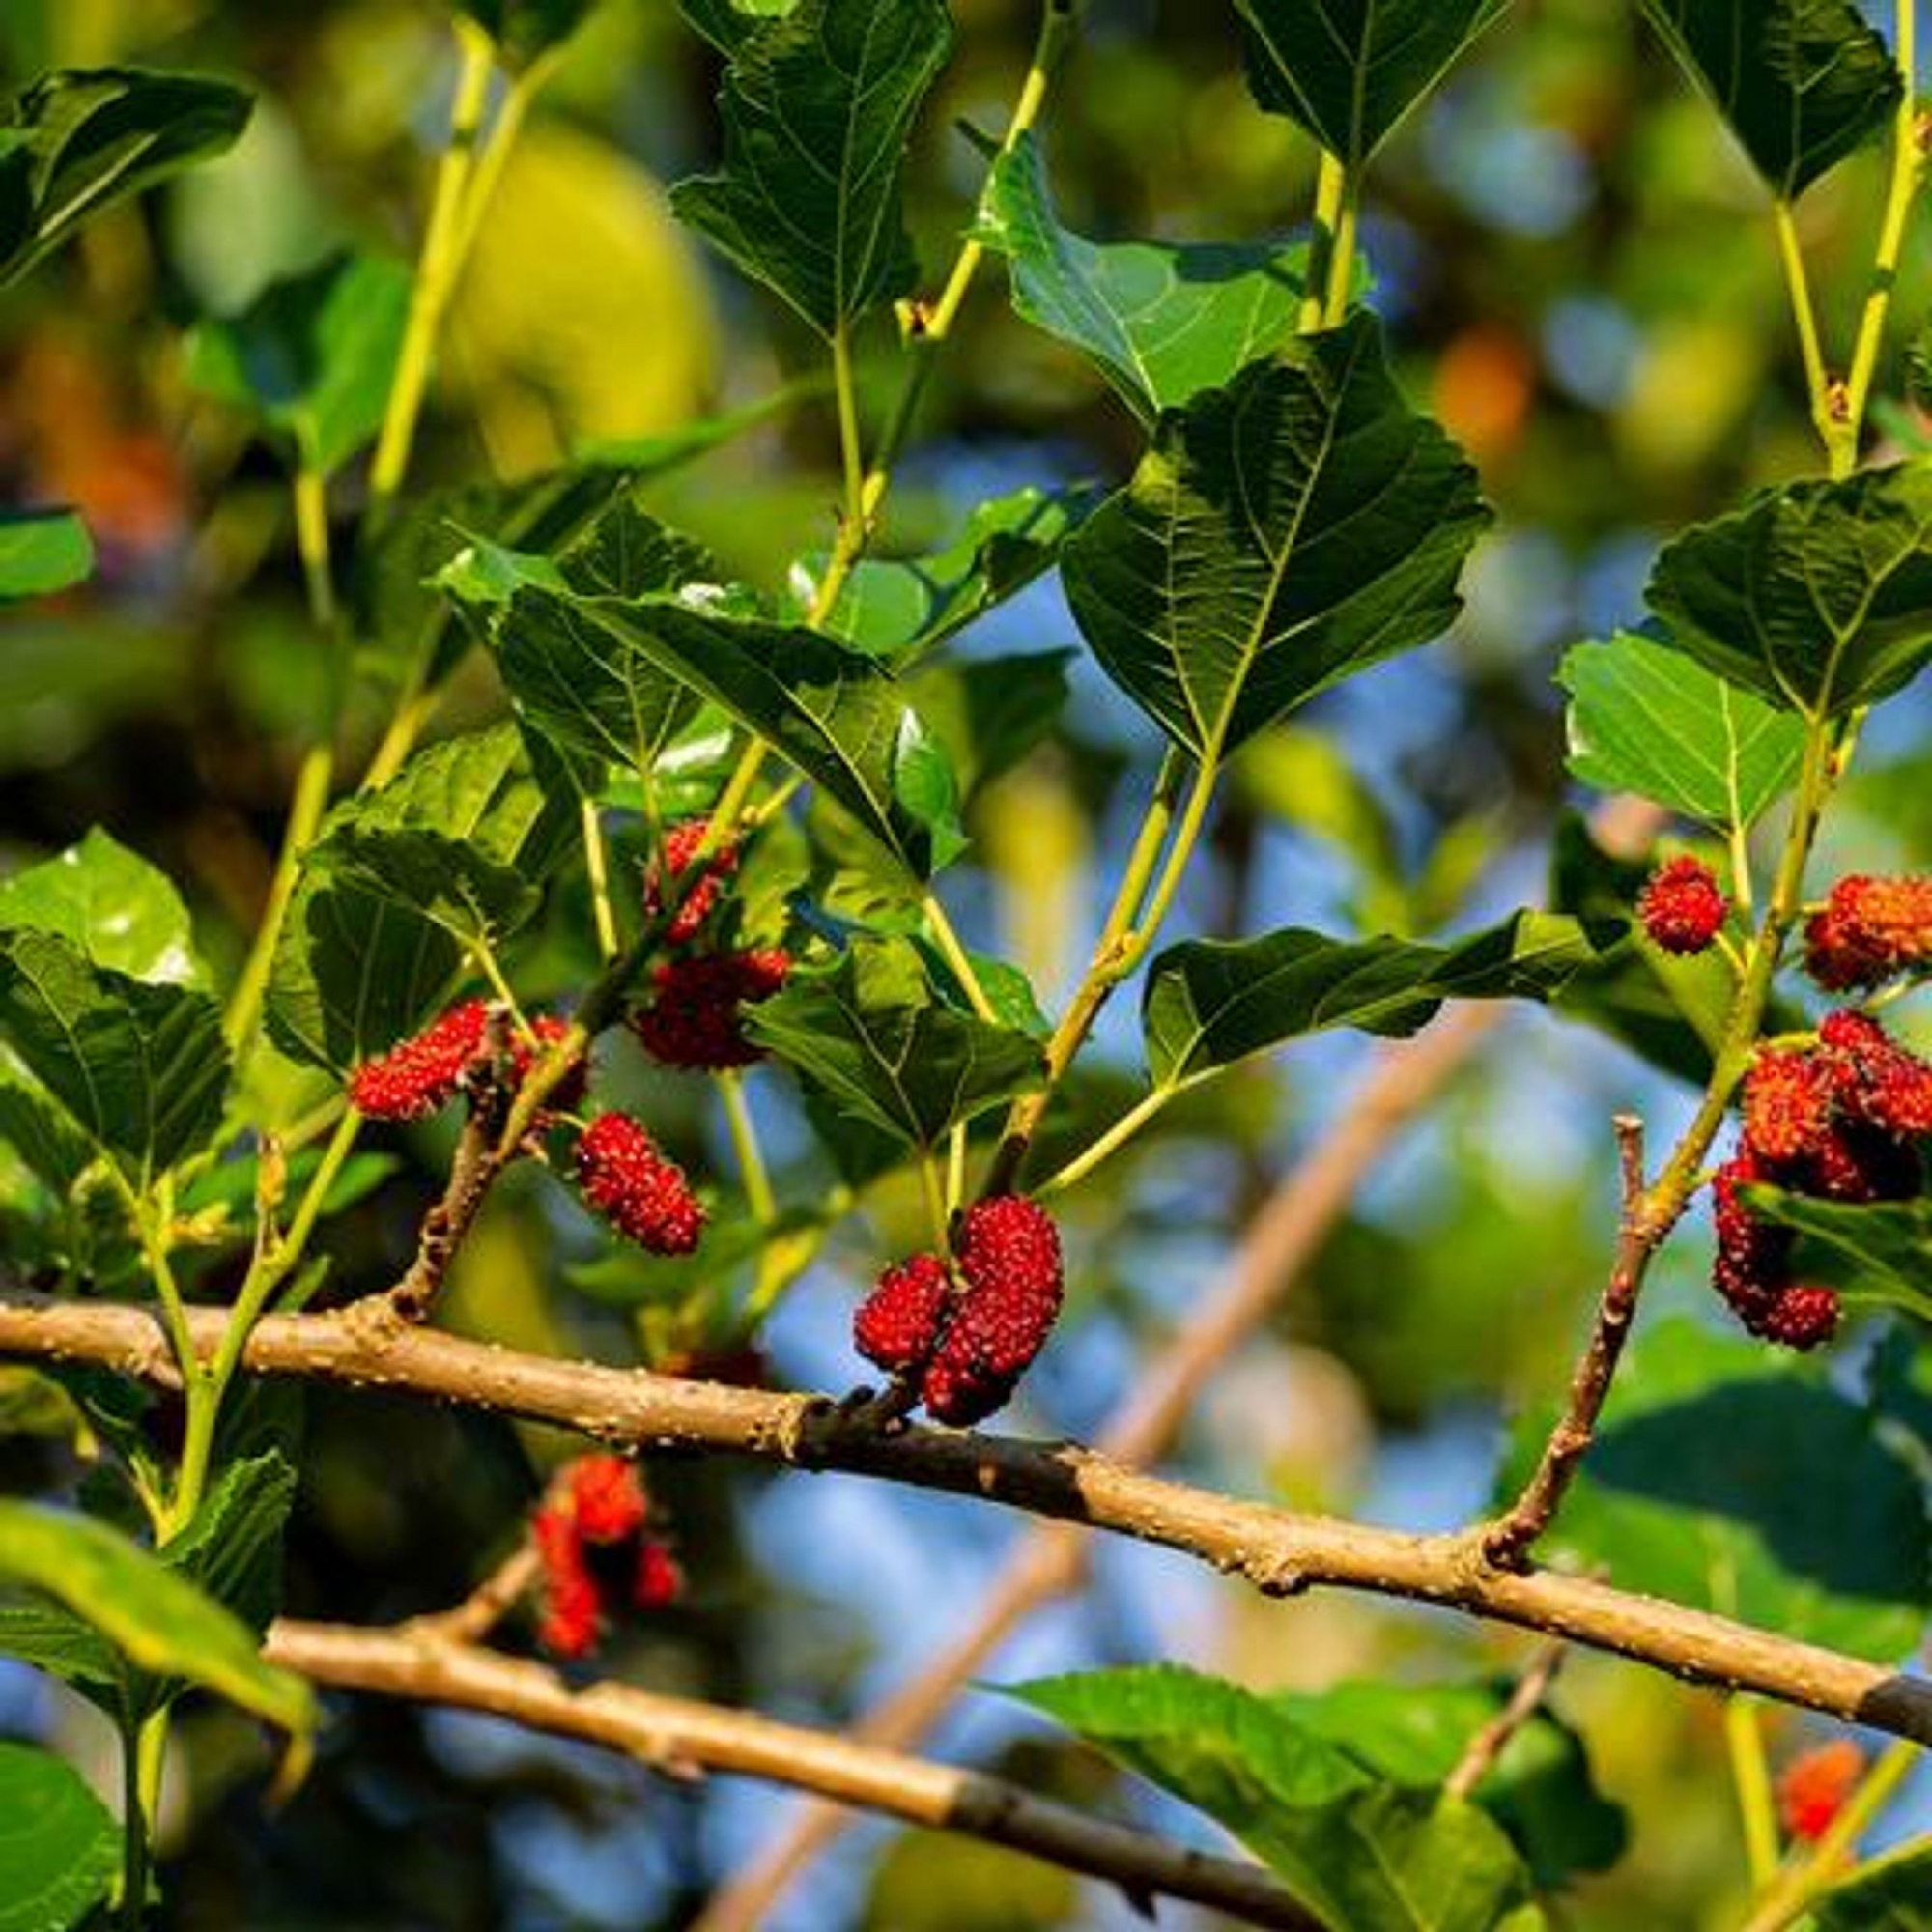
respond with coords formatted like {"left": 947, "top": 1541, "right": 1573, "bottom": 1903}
{"left": 1727, "top": 1697, "right": 1781, "bottom": 1888}
{"left": 134, "top": 1710, "right": 168, "bottom": 1858}
{"left": 223, "top": 744, "right": 334, "bottom": 1055}
{"left": 367, "top": 20, "right": 496, "bottom": 513}
{"left": 1321, "top": 172, "right": 1361, "bottom": 328}
{"left": 1037, "top": 1085, "right": 1171, "bottom": 1197}
{"left": 582, "top": 799, "right": 620, "bottom": 960}
{"left": 923, "top": 894, "right": 999, "bottom": 1022}
{"left": 118, "top": 1721, "right": 148, "bottom": 1929}
{"left": 830, "top": 325, "right": 867, "bottom": 536}
{"left": 291, "top": 469, "right": 335, "bottom": 633}
{"left": 1301, "top": 150, "right": 1346, "bottom": 334}
{"left": 1772, "top": 198, "right": 1833, "bottom": 449}
{"left": 919, "top": 1151, "right": 952, "bottom": 1252}
{"left": 719, "top": 1073, "right": 777, "bottom": 1227}
{"left": 946, "top": 1122, "right": 967, "bottom": 1215}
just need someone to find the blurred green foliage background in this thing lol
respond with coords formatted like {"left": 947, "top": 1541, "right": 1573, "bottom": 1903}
{"left": 5, "top": 1, "right": 1932, "bottom": 1926}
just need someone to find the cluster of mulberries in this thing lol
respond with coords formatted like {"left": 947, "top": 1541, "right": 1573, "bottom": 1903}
{"left": 1776, "top": 1739, "right": 1864, "bottom": 1843}
{"left": 1804, "top": 874, "right": 1932, "bottom": 991}
{"left": 1711, "top": 1010, "right": 1932, "bottom": 1348}
{"left": 852, "top": 1197, "right": 1065, "bottom": 1426}
{"left": 575, "top": 1111, "right": 705, "bottom": 1255}
{"left": 647, "top": 817, "right": 740, "bottom": 948}
{"left": 533, "top": 1453, "right": 684, "bottom": 1660}
{"left": 1636, "top": 855, "right": 1729, "bottom": 956}
{"left": 350, "top": 1000, "right": 589, "bottom": 1124}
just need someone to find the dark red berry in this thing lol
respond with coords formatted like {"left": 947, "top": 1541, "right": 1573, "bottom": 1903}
{"left": 922, "top": 1198, "right": 1064, "bottom": 1426}
{"left": 633, "top": 1541, "right": 684, "bottom": 1611}
{"left": 576, "top": 1112, "right": 705, "bottom": 1256}
{"left": 631, "top": 950, "right": 791, "bottom": 1071}
{"left": 568, "top": 1454, "right": 649, "bottom": 1545}
{"left": 534, "top": 1506, "right": 602, "bottom": 1659}
{"left": 1753, "top": 1283, "right": 1841, "bottom": 1351}
{"left": 648, "top": 818, "right": 739, "bottom": 948}
{"left": 348, "top": 999, "right": 488, "bottom": 1121}
{"left": 853, "top": 1253, "right": 952, "bottom": 1378}
{"left": 1637, "top": 856, "right": 1727, "bottom": 955}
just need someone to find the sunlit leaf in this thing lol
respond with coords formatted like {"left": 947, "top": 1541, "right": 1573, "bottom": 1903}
{"left": 0, "top": 510, "right": 92, "bottom": 599}
{"left": 0, "top": 1743, "right": 118, "bottom": 1932}
{"left": 0, "top": 827, "right": 204, "bottom": 986}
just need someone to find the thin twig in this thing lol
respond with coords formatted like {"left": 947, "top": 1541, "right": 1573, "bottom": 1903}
{"left": 264, "top": 1620, "right": 1319, "bottom": 1931}
{"left": 6, "top": 1293, "right": 1932, "bottom": 1745}
{"left": 406, "top": 1538, "right": 542, "bottom": 1646}
{"left": 1445, "top": 1638, "right": 1569, "bottom": 1801}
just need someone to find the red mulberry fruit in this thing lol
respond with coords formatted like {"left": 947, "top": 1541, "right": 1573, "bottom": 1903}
{"left": 922, "top": 1198, "right": 1064, "bottom": 1425}
{"left": 1804, "top": 875, "right": 1932, "bottom": 991}
{"left": 567, "top": 1454, "right": 649, "bottom": 1545}
{"left": 576, "top": 1112, "right": 705, "bottom": 1256}
{"left": 632, "top": 951, "right": 791, "bottom": 1071}
{"left": 348, "top": 999, "right": 488, "bottom": 1121}
{"left": 853, "top": 1253, "right": 952, "bottom": 1378}
{"left": 534, "top": 1506, "right": 602, "bottom": 1659}
{"left": 647, "top": 817, "right": 739, "bottom": 948}
{"left": 1777, "top": 1740, "right": 1864, "bottom": 1842}
{"left": 1743, "top": 1050, "right": 1833, "bottom": 1164}
{"left": 509, "top": 1013, "right": 590, "bottom": 1117}
{"left": 633, "top": 1541, "right": 684, "bottom": 1611}
{"left": 1637, "top": 856, "right": 1727, "bottom": 956}
{"left": 1753, "top": 1284, "right": 1841, "bottom": 1351}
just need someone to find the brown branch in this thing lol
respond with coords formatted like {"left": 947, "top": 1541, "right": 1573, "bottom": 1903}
{"left": 6, "top": 1293, "right": 1931, "bottom": 1747}
{"left": 387, "top": 1100, "right": 501, "bottom": 1321}
{"left": 1483, "top": 1113, "right": 1659, "bottom": 1568}
{"left": 264, "top": 1619, "right": 1319, "bottom": 1930}
{"left": 406, "top": 1537, "right": 542, "bottom": 1646}
{"left": 1445, "top": 1637, "right": 1569, "bottom": 1801}
{"left": 697, "top": 1002, "right": 1498, "bottom": 1932}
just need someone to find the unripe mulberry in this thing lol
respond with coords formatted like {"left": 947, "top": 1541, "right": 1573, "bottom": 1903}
{"left": 1776, "top": 1740, "right": 1864, "bottom": 1842}
{"left": 568, "top": 1454, "right": 649, "bottom": 1545}
{"left": 534, "top": 1506, "right": 602, "bottom": 1659}
{"left": 576, "top": 1112, "right": 705, "bottom": 1255}
{"left": 853, "top": 1253, "right": 952, "bottom": 1377}
{"left": 1804, "top": 874, "right": 1932, "bottom": 990}
{"left": 633, "top": 1541, "right": 684, "bottom": 1611}
{"left": 1743, "top": 1050, "right": 1833, "bottom": 1164}
{"left": 632, "top": 951, "right": 791, "bottom": 1070}
{"left": 348, "top": 999, "right": 488, "bottom": 1121}
{"left": 1637, "top": 856, "right": 1727, "bottom": 955}
{"left": 648, "top": 818, "right": 739, "bottom": 948}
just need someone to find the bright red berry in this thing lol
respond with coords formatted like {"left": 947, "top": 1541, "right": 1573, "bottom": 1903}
{"left": 567, "top": 1454, "right": 649, "bottom": 1545}
{"left": 648, "top": 818, "right": 739, "bottom": 948}
{"left": 1804, "top": 875, "right": 1932, "bottom": 991}
{"left": 348, "top": 999, "right": 489, "bottom": 1121}
{"left": 853, "top": 1253, "right": 952, "bottom": 1378}
{"left": 1637, "top": 856, "right": 1727, "bottom": 955}
{"left": 1743, "top": 1050, "right": 1833, "bottom": 1164}
{"left": 575, "top": 1112, "right": 705, "bottom": 1256}
{"left": 633, "top": 1540, "right": 684, "bottom": 1611}
{"left": 1777, "top": 1739, "right": 1864, "bottom": 1841}
{"left": 631, "top": 950, "right": 791, "bottom": 1071}
{"left": 534, "top": 1506, "right": 602, "bottom": 1659}
{"left": 922, "top": 1198, "right": 1064, "bottom": 1426}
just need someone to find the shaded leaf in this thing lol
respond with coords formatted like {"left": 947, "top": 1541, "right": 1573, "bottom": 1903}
{"left": 1494, "top": 1317, "right": 1930, "bottom": 1661}
{"left": 1234, "top": 0, "right": 1508, "bottom": 168}
{"left": 891, "top": 711, "right": 968, "bottom": 872}
{"left": 971, "top": 131, "right": 1312, "bottom": 421}
{"left": 1812, "top": 1838, "right": 1932, "bottom": 1928}
{"left": 0, "top": 67, "right": 251, "bottom": 286}
{"left": 672, "top": 0, "right": 953, "bottom": 335}
{"left": 0, "top": 826, "right": 203, "bottom": 985}
{"left": 1063, "top": 312, "right": 1489, "bottom": 760}
{"left": 0, "top": 1500, "right": 313, "bottom": 1765}
{"left": 1008, "top": 1665, "right": 1544, "bottom": 1932}
{"left": 454, "top": 0, "right": 599, "bottom": 66}
{"left": 1646, "top": 463, "right": 1932, "bottom": 719}
{"left": 185, "top": 250, "right": 412, "bottom": 476}
{"left": 0, "top": 929, "right": 227, "bottom": 1181}
{"left": 1746, "top": 1186, "right": 1932, "bottom": 1320}
{"left": 1143, "top": 910, "right": 1607, "bottom": 1090}
{"left": 1558, "top": 630, "right": 1805, "bottom": 829}
{"left": 747, "top": 937, "right": 1043, "bottom": 1148}
{"left": 0, "top": 1074, "right": 98, "bottom": 1193}
{"left": 1638, "top": 0, "right": 1900, "bottom": 199}
{"left": 0, "top": 510, "right": 92, "bottom": 599}
{"left": 0, "top": 1742, "right": 118, "bottom": 1932}
{"left": 905, "top": 649, "right": 1073, "bottom": 802}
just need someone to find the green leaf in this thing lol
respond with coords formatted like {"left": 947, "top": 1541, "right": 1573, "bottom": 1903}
{"left": 1646, "top": 463, "right": 1932, "bottom": 719}
{"left": 1493, "top": 1317, "right": 1930, "bottom": 1662}
{"left": 812, "top": 484, "right": 1096, "bottom": 661}
{"left": 0, "top": 510, "right": 92, "bottom": 599}
{"left": 0, "top": 929, "right": 228, "bottom": 1181}
{"left": 890, "top": 711, "right": 968, "bottom": 872}
{"left": 0, "top": 826, "right": 204, "bottom": 985}
{"left": 682, "top": 0, "right": 802, "bottom": 54}
{"left": 1062, "top": 312, "right": 1490, "bottom": 760}
{"left": 1745, "top": 1186, "right": 1932, "bottom": 1319}
{"left": 536, "top": 596, "right": 953, "bottom": 877}
{"left": 0, "top": 1742, "right": 118, "bottom": 1932}
{"left": 0, "top": 67, "right": 252, "bottom": 286}
{"left": 1558, "top": 630, "right": 1806, "bottom": 829}
{"left": 904, "top": 650, "right": 1073, "bottom": 803}
{"left": 0, "top": 1073, "right": 99, "bottom": 1192}
{"left": 185, "top": 250, "right": 412, "bottom": 477}
{"left": 1143, "top": 911, "right": 1607, "bottom": 1090}
{"left": 1007, "top": 1664, "right": 1543, "bottom": 1932}
{"left": 1812, "top": 1837, "right": 1932, "bottom": 1928}
{"left": 746, "top": 937, "right": 1044, "bottom": 1148}
{"left": 267, "top": 724, "right": 565, "bottom": 1071}
{"left": 671, "top": 0, "right": 954, "bottom": 335}
{"left": 453, "top": 0, "right": 599, "bottom": 66}
{"left": 1233, "top": 0, "right": 1508, "bottom": 168}
{"left": 1275, "top": 1681, "right": 1627, "bottom": 1890}
{"left": 970, "top": 131, "right": 1314, "bottom": 422}
{"left": 1637, "top": 0, "right": 1900, "bottom": 200}
{"left": 0, "top": 1500, "right": 313, "bottom": 1766}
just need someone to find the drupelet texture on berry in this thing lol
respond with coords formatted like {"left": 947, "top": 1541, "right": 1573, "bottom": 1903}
{"left": 1637, "top": 855, "right": 1727, "bottom": 955}
{"left": 348, "top": 999, "right": 489, "bottom": 1121}
{"left": 853, "top": 1253, "right": 952, "bottom": 1377}
{"left": 575, "top": 1112, "right": 705, "bottom": 1255}
{"left": 632, "top": 950, "right": 791, "bottom": 1070}
{"left": 648, "top": 817, "right": 740, "bottom": 948}
{"left": 921, "top": 1198, "right": 1065, "bottom": 1425}
{"left": 1742, "top": 1050, "right": 1833, "bottom": 1165}
{"left": 1804, "top": 874, "right": 1932, "bottom": 990}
